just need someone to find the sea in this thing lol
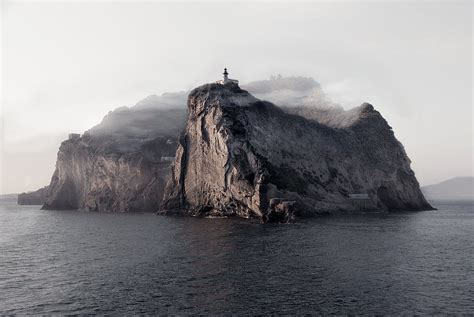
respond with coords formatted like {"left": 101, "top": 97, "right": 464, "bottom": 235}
{"left": 0, "top": 199, "right": 473, "bottom": 315}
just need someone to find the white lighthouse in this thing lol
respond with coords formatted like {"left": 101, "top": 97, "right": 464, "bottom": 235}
{"left": 217, "top": 68, "right": 239, "bottom": 85}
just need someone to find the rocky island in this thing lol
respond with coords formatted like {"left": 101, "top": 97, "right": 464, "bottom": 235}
{"left": 160, "top": 81, "right": 432, "bottom": 221}
{"left": 39, "top": 74, "right": 432, "bottom": 222}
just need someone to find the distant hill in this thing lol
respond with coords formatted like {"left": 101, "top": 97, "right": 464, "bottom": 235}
{"left": 0, "top": 194, "right": 18, "bottom": 203}
{"left": 422, "top": 177, "right": 474, "bottom": 201}
{"left": 18, "top": 186, "right": 49, "bottom": 205}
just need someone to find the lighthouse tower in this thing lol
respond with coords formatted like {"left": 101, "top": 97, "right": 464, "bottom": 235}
{"left": 217, "top": 68, "right": 239, "bottom": 85}
{"left": 223, "top": 68, "right": 229, "bottom": 83}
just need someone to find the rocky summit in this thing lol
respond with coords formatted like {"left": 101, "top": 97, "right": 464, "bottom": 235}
{"left": 160, "top": 82, "right": 432, "bottom": 222}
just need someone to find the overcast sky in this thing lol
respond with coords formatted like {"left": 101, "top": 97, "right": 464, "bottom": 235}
{"left": 1, "top": 0, "right": 472, "bottom": 194}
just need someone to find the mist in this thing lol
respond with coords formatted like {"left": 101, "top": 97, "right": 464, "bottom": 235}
{"left": 90, "top": 76, "right": 370, "bottom": 142}
{"left": 242, "top": 77, "right": 366, "bottom": 128}
{"left": 1, "top": 1, "right": 472, "bottom": 194}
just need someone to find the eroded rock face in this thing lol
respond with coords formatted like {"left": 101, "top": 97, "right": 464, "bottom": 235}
{"left": 42, "top": 135, "right": 176, "bottom": 212}
{"left": 160, "top": 82, "right": 432, "bottom": 221}
{"left": 42, "top": 95, "right": 188, "bottom": 212}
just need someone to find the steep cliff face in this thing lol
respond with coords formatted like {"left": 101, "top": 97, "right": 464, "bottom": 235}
{"left": 42, "top": 135, "right": 177, "bottom": 212}
{"left": 42, "top": 94, "right": 188, "bottom": 212}
{"left": 160, "top": 83, "right": 432, "bottom": 220}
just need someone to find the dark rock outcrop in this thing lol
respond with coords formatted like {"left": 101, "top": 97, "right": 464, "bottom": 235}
{"left": 18, "top": 186, "right": 49, "bottom": 205}
{"left": 263, "top": 198, "right": 296, "bottom": 223}
{"left": 160, "top": 82, "right": 432, "bottom": 222}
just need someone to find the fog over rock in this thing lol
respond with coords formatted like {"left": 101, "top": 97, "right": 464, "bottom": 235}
{"left": 243, "top": 76, "right": 363, "bottom": 128}
{"left": 243, "top": 76, "right": 320, "bottom": 94}
{"left": 87, "top": 76, "right": 356, "bottom": 144}
{"left": 87, "top": 92, "right": 188, "bottom": 141}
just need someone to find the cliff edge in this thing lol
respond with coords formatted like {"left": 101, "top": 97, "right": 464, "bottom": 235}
{"left": 160, "top": 82, "right": 432, "bottom": 221}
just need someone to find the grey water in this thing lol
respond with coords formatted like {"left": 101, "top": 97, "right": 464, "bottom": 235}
{"left": 1, "top": 200, "right": 473, "bottom": 315}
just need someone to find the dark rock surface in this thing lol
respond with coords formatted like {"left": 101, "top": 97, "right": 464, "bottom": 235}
{"left": 160, "top": 82, "right": 432, "bottom": 222}
{"left": 17, "top": 186, "right": 49, "bottom": 205}
{"left": 263, "top": 198, "right": 296, "bottom": 223}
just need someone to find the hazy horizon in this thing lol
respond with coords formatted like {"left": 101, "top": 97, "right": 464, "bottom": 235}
{"left": 1, "top": 1, "right": 472, "bottom": 194}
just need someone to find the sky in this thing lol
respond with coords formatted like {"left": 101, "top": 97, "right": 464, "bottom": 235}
{"left": 0, "top": 0, "right": 472, "bottom": 194}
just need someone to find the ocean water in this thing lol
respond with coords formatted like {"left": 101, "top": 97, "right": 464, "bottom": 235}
{"left": 0, "top": 200, "right": 473, "bottom": 314}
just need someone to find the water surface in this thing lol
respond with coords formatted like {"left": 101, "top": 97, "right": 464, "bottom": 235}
{"left": 1, "top": 201, "right": 473, "bottom": 314}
